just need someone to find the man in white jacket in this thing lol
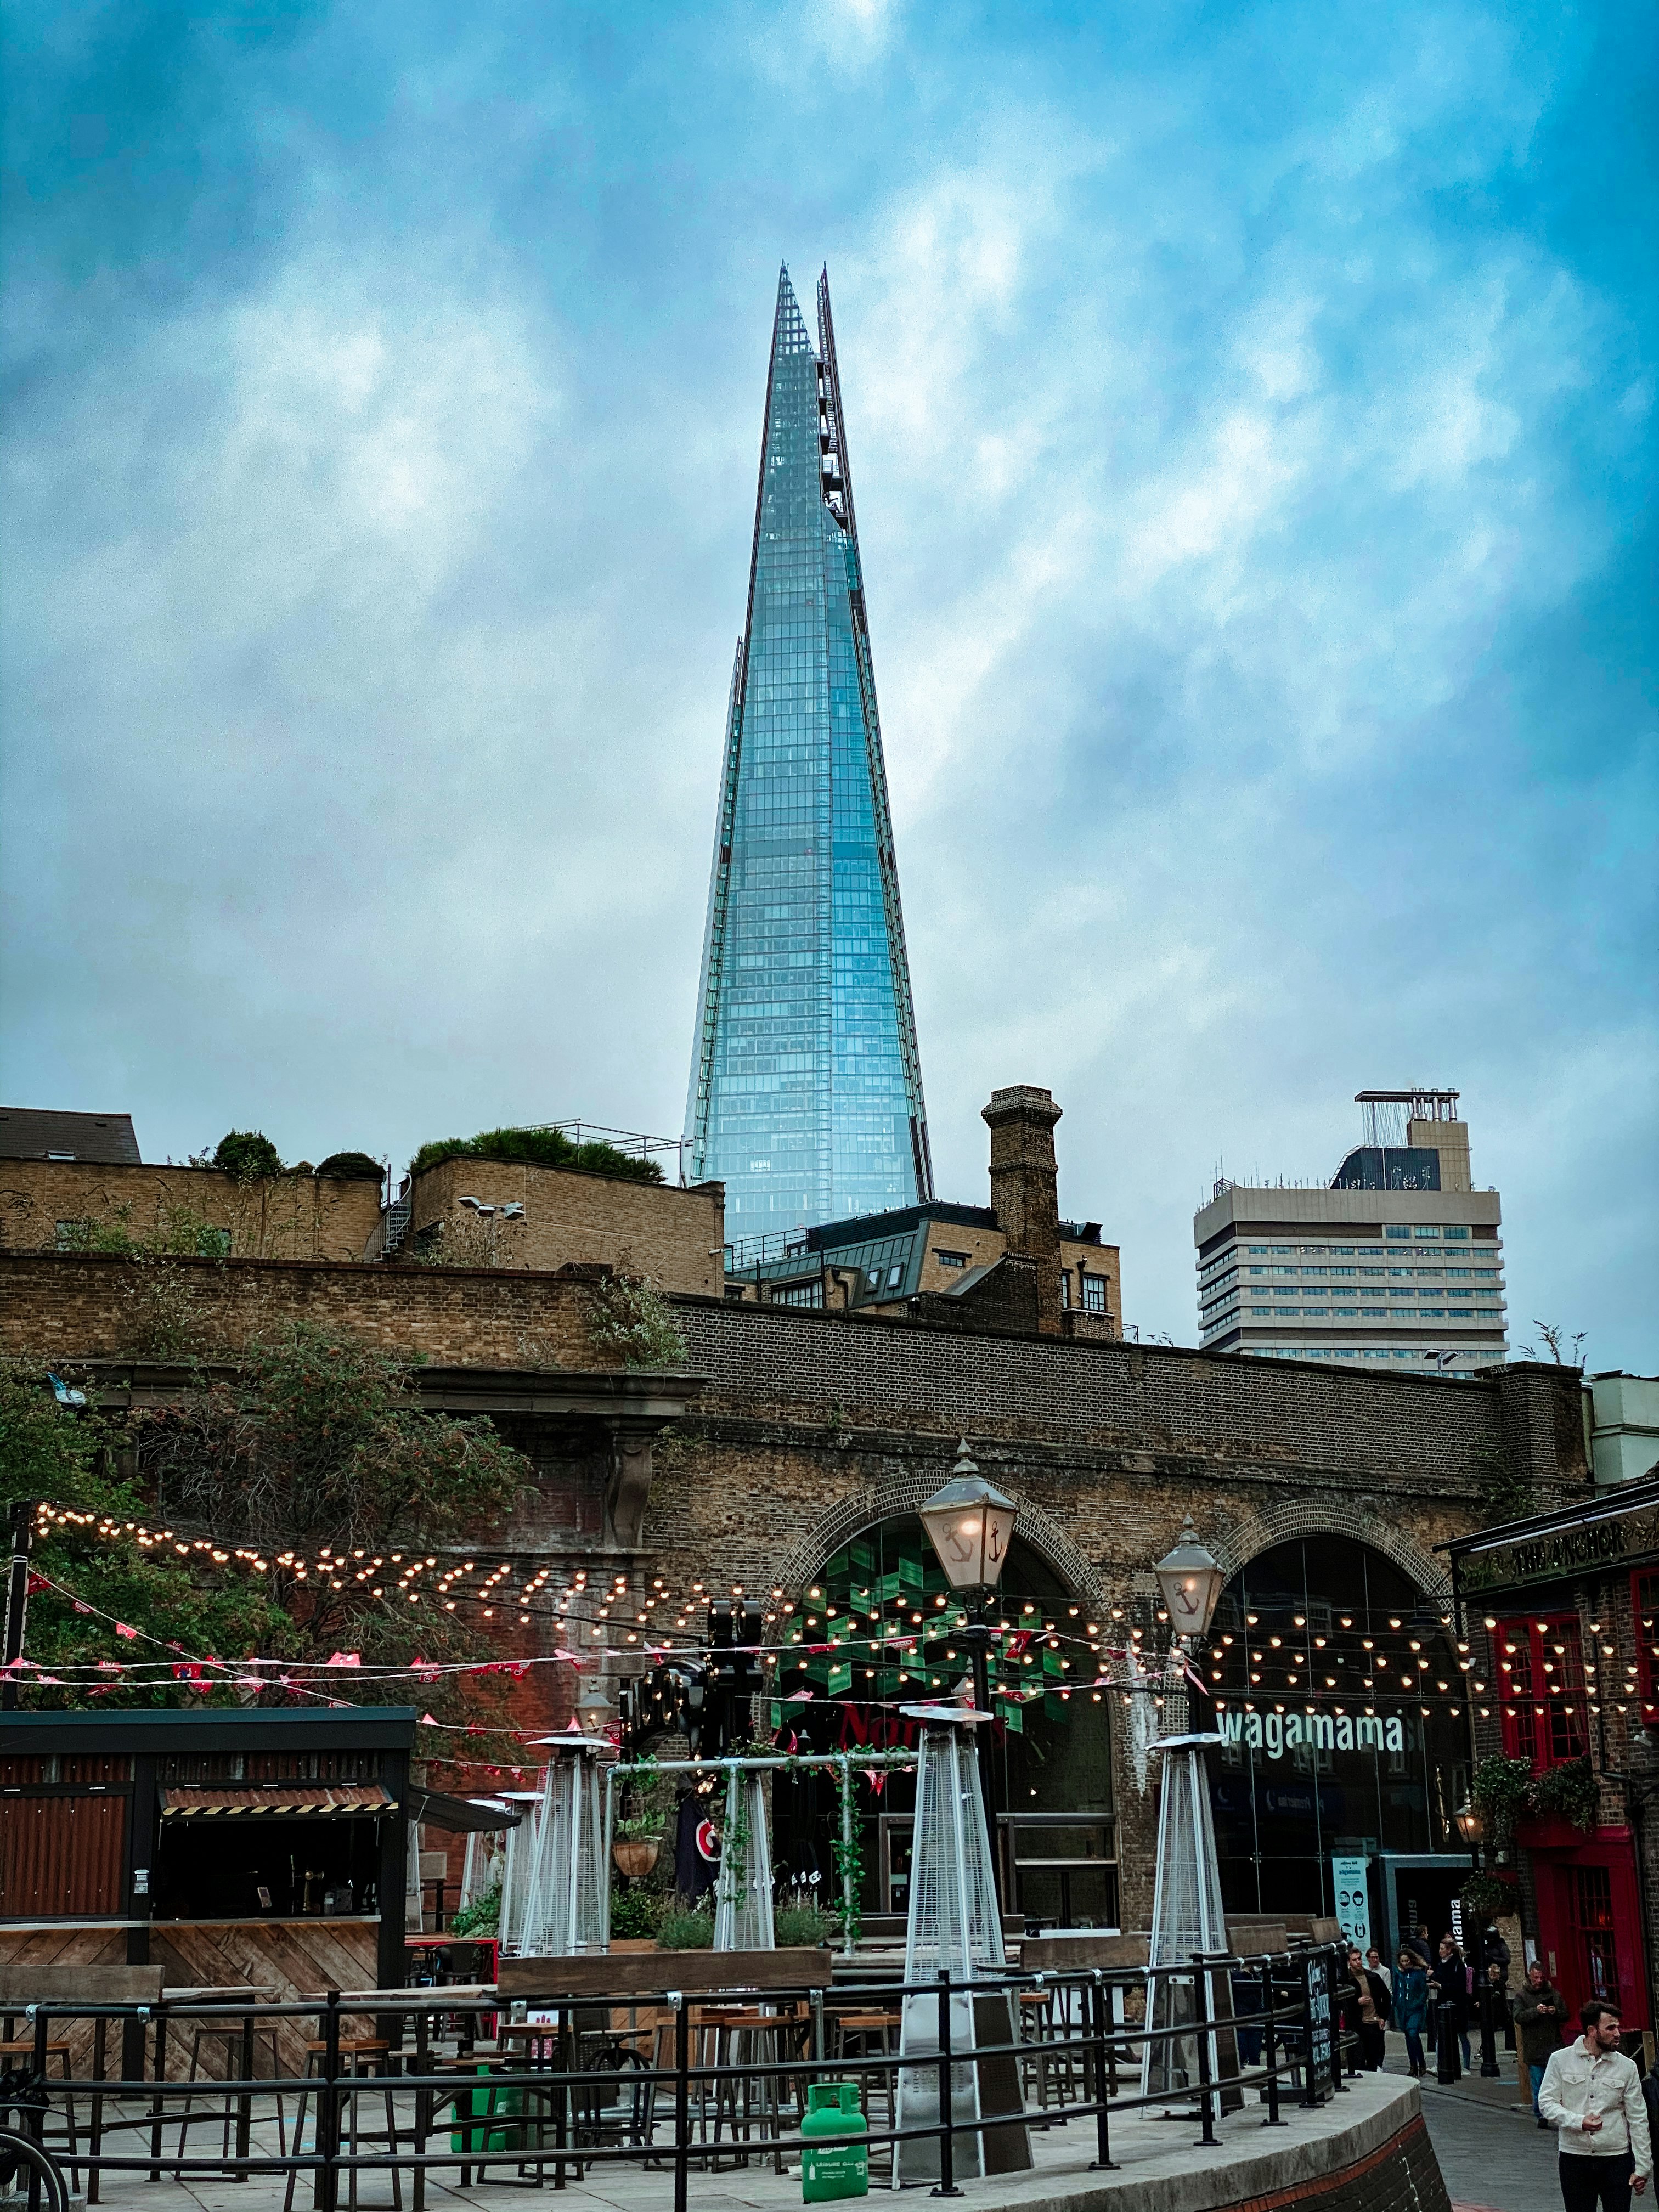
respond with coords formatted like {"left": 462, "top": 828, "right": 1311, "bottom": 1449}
{"left": 1540, "top": 2000, "right": 1653, "bottom": 2211}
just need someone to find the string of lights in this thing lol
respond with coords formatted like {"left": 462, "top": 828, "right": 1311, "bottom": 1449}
{"left": 26, "top": 1503, "right": 1507, "bottom": 1724}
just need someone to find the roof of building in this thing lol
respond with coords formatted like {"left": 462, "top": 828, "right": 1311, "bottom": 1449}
{"left": 0, "top": 1706, "right": 418, "bottom": 1754}
{"left": 0, "top": 1108, "right": 140, "bottom": 1165}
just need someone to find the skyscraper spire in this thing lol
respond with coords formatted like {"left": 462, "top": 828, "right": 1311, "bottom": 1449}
{"left": 685, "top": 265, "right": 932, "bottom": 1246}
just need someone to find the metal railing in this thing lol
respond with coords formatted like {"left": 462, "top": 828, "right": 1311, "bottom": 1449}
{"left": 0, "top": 1943, "right": 1360, "bottom": 2210}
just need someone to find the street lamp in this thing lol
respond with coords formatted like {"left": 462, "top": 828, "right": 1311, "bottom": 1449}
{"left": 1141, "top": 1521, "right": 1229, "bottom": 2103}
{"left": 1154, "top": 1522, "right": 1226, "bottom": 1645}
{"left": 1454, "top": 1799, "right": 1502, "bottom": 2077}
{"left": 919, "top": 1441, "right": 1017, "bottom": 1901}
{"left": 576, "top": 1682, "right": 615, "bottom": 1739}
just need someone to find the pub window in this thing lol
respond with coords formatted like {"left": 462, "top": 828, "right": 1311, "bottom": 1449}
{"left": 1633, "top": 1571, "right": 1659, "bottom": 1722}
{"left": 1496, "top": 1612, "right": 1586, "bottom": 1769}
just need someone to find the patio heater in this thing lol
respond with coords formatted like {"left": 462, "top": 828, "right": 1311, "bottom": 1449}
{"left": 494, "top": 1790, "right": 545, "bottom": 1955}
{"left": 520, "top": 1729, "right": 611, "bottom": 1956}
{"left": 892, "top": 1703, "right": 1032, "bottom": 2185}
{"left": 712, "top": 1764, "right": 776, "bottom": 1950}
{"left": 918, "top": 1441, "right": 1018, "bottom": 1901}
{"left": 1142, "top": 1521, "right": 1229, "bottom": 2103}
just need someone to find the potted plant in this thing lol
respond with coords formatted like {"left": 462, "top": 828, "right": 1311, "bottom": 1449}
{"left": 613, "top": 1812, "right": 664, "bottom": 1880}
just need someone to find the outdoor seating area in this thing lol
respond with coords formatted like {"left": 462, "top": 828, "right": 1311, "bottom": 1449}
{"left": 0, "top": 1938, "right": 1366, "bottom": 2212}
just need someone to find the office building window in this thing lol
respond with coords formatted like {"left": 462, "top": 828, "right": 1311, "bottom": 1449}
{"left": 935, "top": 1250, "right": 969, "bottom": 1269}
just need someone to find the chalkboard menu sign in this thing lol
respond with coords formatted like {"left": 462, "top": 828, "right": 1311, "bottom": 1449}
{"left": 1303, "top": 1949, "right": 1334, "bottom": 2101}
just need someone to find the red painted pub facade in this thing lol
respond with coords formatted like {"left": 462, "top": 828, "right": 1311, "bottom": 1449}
{"left": 1447, "top": 1475, "right": 1659, "bottom": 2037}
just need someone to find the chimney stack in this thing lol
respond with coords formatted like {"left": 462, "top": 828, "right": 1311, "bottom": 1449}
{"left": 983, "top": 1085, "right": 1063, "bottom": 1336}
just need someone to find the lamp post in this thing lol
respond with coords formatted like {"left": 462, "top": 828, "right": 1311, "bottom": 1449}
{"left": 1143, "top": 1520, "right": 1229, "bottom": 2105}
{"left": 576, "top": 1681, "right": 616, "bottom": 1739}
{"left": 919, "top": 1442, "right": 1018, "bottom": 1903}
{"left": 1454, "top": 1799, "right": 1502, "bottom": 2076}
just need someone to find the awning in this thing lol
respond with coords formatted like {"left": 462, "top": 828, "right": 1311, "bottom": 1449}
{"left": 409, "top": 1789, "right": 522, "bottom": 1835}
{"left": 159, "top": 1784, "right": 394, "bottom": 1818}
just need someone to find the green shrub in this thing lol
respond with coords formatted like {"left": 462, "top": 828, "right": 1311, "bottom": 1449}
{"left": 774, "top": 1904, "right": 834, "bottom": 1948}
{"left": 408, "top": 1126, "right": 664, "bottom": 1184}
{"left": 610, "top": 1887, "right": 663, "bottom": 1940}
{"left": 657, "top": 1905, "right": 714, "bottom": 1950}
{"left": 1530, "top": 1756, "right": 1600, "bottom": 1830}
{"left": 315, "top": 1152, "right": 385, "bottom": 1181}
{"left": 448, "top": 1882, "right": 501, "bottom": 1937}
{"left": 213, "top": 1130, "right": 283, "bottom": 1178}
{"left": 586, "top": 1275, "right": 687, "bottom": 1369}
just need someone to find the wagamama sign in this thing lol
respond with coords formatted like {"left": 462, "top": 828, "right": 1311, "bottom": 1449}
{"left": 1221, "top": 1709, "right": 1406, "bottom": 1758}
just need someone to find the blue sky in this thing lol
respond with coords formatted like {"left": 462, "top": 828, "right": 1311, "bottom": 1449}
{"left": 3, "top": 0, "right": 1654, "bottom": 1368}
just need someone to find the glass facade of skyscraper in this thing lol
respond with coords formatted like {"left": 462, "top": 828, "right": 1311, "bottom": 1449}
{"left": 685, "top": 267, "right": 931, "bottom": 1245}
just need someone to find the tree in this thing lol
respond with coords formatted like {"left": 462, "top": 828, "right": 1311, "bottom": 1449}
{"left": 128, "top": 1324, "right": 531, "bottom": 1709}
{"left": 0, "top": 1359, "right": 284, "bottom": 1703}
{"left": 213, "top": 1130, "right": 283, "bottom": 1178}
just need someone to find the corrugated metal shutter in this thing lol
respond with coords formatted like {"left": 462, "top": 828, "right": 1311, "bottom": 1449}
{"left": 0, "top": 1796, "right": 127, "bottom": 1916}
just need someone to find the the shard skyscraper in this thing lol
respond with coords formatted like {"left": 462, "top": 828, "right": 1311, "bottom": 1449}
{"left": 685, "top": 266, "right": 932, "bottom": 1249}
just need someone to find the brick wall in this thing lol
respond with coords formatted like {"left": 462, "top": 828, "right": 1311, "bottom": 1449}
{"left": 0, "top": 1159, "right": 382, "bottom": 1263}
{"left": 0, "top": 1250, "right": 611, "bottom": 1368}
{"left": 406, "top": 1158, "right": 725, "bottom": 1295}
{"left": 665, "top": 1296, "right": 1565, "bottom": 1480}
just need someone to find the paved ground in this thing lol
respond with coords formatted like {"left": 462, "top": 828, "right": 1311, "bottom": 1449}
{"left": 19, "top": 2072, "right": 1421, "bottom": 2212}
{"left": 1381, "top": 2041, "right": 1562, "bottom": 2212}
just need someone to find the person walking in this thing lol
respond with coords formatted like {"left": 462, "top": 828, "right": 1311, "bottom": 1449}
{"left": 1346, "top": 1946, "right": 1390, "bottom": 2070}
{"left": 1405, "top": 1922, "right": 1435, "bottom": 1967}
{"left": 1395, "top": 1948, "right": 1430, "bottom": 2078}
{"left": 1539, "top": 1999, "right": 1651, "bottom": 2210}
{"left": 1367, "top": 1945, "right": 1392, "bottom": 1994}
{"left": 1517, "top": 1963, "right": 1571, "bottom": 2124}
{"left": 1433, "top": 1934, "right": 1474, "bottom": 2073}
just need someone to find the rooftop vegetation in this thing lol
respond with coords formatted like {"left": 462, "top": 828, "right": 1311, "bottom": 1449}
{"left": 409, "top": 1125, "right": 665, "bottom": 1184}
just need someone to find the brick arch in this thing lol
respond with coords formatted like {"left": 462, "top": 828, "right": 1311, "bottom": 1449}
{"left": 771, "top": 1465, "right": 1110, "bottom": 1613}
{"left": 1210, "top": 1498, "right": 1451, "bottom": 1602}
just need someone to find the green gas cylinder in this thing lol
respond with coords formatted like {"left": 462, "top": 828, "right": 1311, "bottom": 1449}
{"left": 801, "top": 2080, "right": 868, "bottom": 2201}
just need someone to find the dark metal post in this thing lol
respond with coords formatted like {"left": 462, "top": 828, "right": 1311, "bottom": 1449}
{"left": 28, "top": 2004, "right": 48, "bottom": 2212}
{"left": 234, "top": 2011, "right": 253, "bottom": 2181}
{"left": 1192, "top": 1956, "right": 1217, "bottom": 2149}
{"left": 672, "top": 1995, "right": 689, "bottom": 2212}
{"left": 1479, "top": 1980, "right": 1500, "bottom": 2077}
{"left": 965, "top": 1598, "right": 1002, "bottom": 1906}
{"left": 1087, "top": 1974, "right": 1114, "bottom": 2170}
{"left": 318, "top": 1991, "right": 342, "bottom": 2212}
{"left": 2, "top": 1500, "right": 35, "bottom": 1710}
{"left": 1436, "top": 1997, "right": 1459, "bottom": 2084}
{"left": 931, "top": 1968, "right": 960, "bottom": 2198}
{"left": 1260, "top": 1958, "right": 1284, "bottom": 2128}
{"left": 1328, "top": 1951, "right": 1346, "bottom": 2095}
{"left": 148, "top": 2006, "right": 170, "bottom": 2179}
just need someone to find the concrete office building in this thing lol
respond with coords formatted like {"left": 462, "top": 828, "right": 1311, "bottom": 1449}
{"left": 1193, "top": 1089, "right": 1508, "bottom": 1375}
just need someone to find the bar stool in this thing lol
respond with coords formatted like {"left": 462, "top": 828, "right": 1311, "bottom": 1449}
{"left": 1017, "top": 1986, "right": 1079, "bottom": 2119}
{"left": 0, "top": 2042, "right": 79, "bottom": 2180}
{"left": 829, "top": 2011, "right": 900, "bottom": 2134}
{"left": 710, "top": 2007, "right": 807, "bottom": 2174}
{"left": 173, "top": 2014, "right": 288, "bottom": 2174}
{"left": 281, "top": 2038, "right": 402, "bottom": 2212}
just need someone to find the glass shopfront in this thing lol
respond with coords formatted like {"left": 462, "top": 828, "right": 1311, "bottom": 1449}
{"left": 771, "top": 1514, "right": 1116, "bottom": 1925}
{"left": 1204, "top": 1535, "right": 1472, "bottom": 1951}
